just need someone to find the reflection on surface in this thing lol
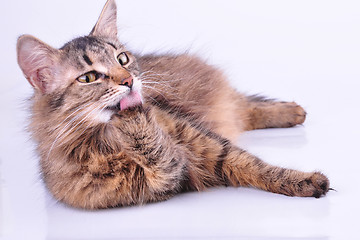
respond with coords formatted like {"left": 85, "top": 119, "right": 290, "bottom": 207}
{"left": 238, "top": 127, "right": 307, "bottom": 149}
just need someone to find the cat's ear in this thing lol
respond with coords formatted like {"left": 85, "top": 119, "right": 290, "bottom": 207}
{"left": 17, "top": 35, "right": 60, "bottom": 94}
{"left": 90, "top": 0, "right": 118, "bottom": 39}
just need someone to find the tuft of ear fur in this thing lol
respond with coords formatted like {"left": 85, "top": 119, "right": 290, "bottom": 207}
{"left": 90, "top": 0, "right": 118, "bottom": 39}
{"left": 17, "top": 35, "right": 60, "bottom": 94}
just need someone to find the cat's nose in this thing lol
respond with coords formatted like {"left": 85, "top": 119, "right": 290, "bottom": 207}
{"left": 120, "top": 76, "right": 133, "bottom": 88}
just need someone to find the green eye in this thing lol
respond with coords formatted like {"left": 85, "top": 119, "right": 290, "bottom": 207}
{"left": 77, "top": 71, "right": 98, "bottom": 83}
{"left": 117, "top": 52, "right": 129, "bottom": 66}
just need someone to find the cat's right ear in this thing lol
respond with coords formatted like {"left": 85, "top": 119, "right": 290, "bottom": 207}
{"left": 90, "top": 0, "right": 118, "bottom": 39}
{"left": 16, "top": 35, "right": 60, "bottom": 94}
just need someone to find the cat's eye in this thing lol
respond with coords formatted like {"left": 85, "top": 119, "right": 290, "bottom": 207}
{"left": 77, "top": 71, "right": 98, "bottom": 83}
{"left": 117, "top": 52, "right": 129, "bottom": 66}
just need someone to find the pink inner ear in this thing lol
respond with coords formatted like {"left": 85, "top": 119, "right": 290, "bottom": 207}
{"left": 28, "top": 69, "right": 48, "bottom": 93}
{"left": 17, "top": 35, "right": 58, "bottom": 94}
{"left": 19, "top": 51, "right": 55, "bottom": 94}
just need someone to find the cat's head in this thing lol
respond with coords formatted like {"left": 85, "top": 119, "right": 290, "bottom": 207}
{"left": 16, "top": 0, "right": 142, "bottom": 123}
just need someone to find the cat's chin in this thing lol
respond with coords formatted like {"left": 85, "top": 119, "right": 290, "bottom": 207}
{"left": 105, "top": 102, "right": 143, "bottom": 113}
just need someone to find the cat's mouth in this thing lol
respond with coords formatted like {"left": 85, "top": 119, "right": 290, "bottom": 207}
{"left": 105, "top": 103, "right": 121, "bottom": 112}
{"left": 106, "top": 91, "right": 143, "bottom": 112}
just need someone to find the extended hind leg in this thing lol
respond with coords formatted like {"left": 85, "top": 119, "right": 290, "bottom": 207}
{"left": 220, "top": 146, "right": 330, "bottom": 198}
{"left": 245, "top": 95, "right": 306, "bottom": 130}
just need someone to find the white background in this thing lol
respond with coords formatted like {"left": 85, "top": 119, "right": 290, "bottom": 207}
{"left": 1, "top": 0, "right": 360, "bottom": 239}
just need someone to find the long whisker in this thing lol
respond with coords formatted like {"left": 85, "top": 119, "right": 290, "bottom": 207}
{"left": 46, "top": 102, "right": 102, "bottom": 161}
{"left": 140, "top": 78, "right": 180, "bottom": 92}
{"left": 141, "top": 85, "right": 176, "bottom": 100}
{"left": 77, "top": 102, "right": 108, "bottom": 138}
{"left": 62, "top": 103, "right": 104, "bottom": 139}
{"left": 141, "top": 77, "right": 184, "bottom": 84}
{"left": 139, "top": 73, "right": 185, "bottom": 84}
{"left": 140, "top": 70, "right": 171, "bottom": 77}
{"left": 141, "top": 82, "right": 178, "bottom": 93}
{"left": 50, "top": 101, "right": 94, "bottom": 133}
{"left": 141, "top": 92, "right": 163, "bottom": 105}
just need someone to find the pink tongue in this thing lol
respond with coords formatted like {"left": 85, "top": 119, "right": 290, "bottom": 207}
{"left": 119, "top": 91, "right": 143, "bottom": 110}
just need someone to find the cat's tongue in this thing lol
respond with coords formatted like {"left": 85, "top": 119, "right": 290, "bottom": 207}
{"left": 119, "top": 91, "right": 143, "bottom": 111}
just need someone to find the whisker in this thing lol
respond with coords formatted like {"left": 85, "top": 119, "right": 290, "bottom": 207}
{"left": 142, "top": 92, "right": 162, "bottom": 105}
{"left": 100, "top": 88, "right": 128, "bottom": 102}
{"left": 50, "top": 101, "right": 94, "bottom": 133}
{"left": 141, "top": 81, "right": 178, "bottom": 92}
{"left": 141, "top": 85, "right": 176, "bottom": 100}
{"left": 63, "top": 103, "right": 104, "bottom": 138}
{"left": 46, "top": 102, "right": 102, "bottom": 161}
{"left": 139, "top": 73, "right": 185, "bottom": 84}
{"left": 77, "top": 102, "right": 108, "bottom": 137}
{"left": 140, "top": 70, "right": 171, "bottom": 77}
{"left": 141, "top": 77, "right": 184, "bottom": 84}
{"left": 46, "top": 112, "right": 83, "bottom": 161}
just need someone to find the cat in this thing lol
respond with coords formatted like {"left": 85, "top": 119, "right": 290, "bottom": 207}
{"left": 16, "top": 0, "right": 330, "bottom": 209}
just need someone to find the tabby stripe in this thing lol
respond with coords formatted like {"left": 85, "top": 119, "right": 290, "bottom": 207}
{"left": 215, "top": 143, "right": 231, "bottom": 186}
{"left": 106, "top": 42, "right": 117, "bottom": 50}
{"left": 83, "top": 54, "right": 93, "bottom": 66}
{"left": 153, "top": 101, "right": 231, "bottom": 148}
{"left": 49, "top": 92, "right": 65, "bottom": 111}
{"left": 49, "top": 80, "right": 78, "bottom": 112}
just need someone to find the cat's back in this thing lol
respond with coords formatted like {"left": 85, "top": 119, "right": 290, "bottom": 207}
{"left": 137, "top": 53, "right": 248, "bottom": 141}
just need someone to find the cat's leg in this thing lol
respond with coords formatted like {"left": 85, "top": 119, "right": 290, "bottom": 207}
{"left": 161, "top": 107, "right": 329, "bottom": 198}
{"left": 54, "top": 105, "right": 187, "bottom": 209}
{"left": 220, "top": 145, "right": 329, "bottom": 198}
{"left": 244, "top": 95, "right": 306, "bottom": 130}
{"left": 183, "top": 132, "right": 330, "bottom": 197}
{"left": 113, "top": 106, "right": 187, "bottom": 200}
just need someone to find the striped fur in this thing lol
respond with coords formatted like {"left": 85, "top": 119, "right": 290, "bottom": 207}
{"left": 16, "top": 0, "right": 329, "bottom": 209}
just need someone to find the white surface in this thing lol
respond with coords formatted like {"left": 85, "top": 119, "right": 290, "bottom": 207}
{"left": 1, "top": 0, "right": 360, "bottom": 239}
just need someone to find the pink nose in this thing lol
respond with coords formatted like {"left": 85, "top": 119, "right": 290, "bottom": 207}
{"left": 120, "top": 76, "right": 133, "bottom": 88}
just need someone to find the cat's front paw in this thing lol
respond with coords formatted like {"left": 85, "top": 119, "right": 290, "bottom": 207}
{"left": 295, "top": 172, "right": 330, "bottom": 198}
{"left": 113, "top": 105, "right": 154, "bottom": 133}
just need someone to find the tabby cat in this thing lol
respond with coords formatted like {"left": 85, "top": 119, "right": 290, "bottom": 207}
{"left": 16, "top": 0, "right": 330, "bottom": 209}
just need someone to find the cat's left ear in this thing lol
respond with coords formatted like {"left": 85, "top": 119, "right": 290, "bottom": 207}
{"left": 90, "top": 0, "right": 118, "bottom": 39}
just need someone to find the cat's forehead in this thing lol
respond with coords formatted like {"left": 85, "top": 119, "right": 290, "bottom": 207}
{"left": 60, "top": 36, "right": 122, "bottom": 53}
{"left": 59, "top": 36, "right": 124, "bottom": 69}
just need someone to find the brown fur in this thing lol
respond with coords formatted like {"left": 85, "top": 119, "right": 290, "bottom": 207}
{"left": 16, "top": 0, "right": 329, "bottom": 209}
